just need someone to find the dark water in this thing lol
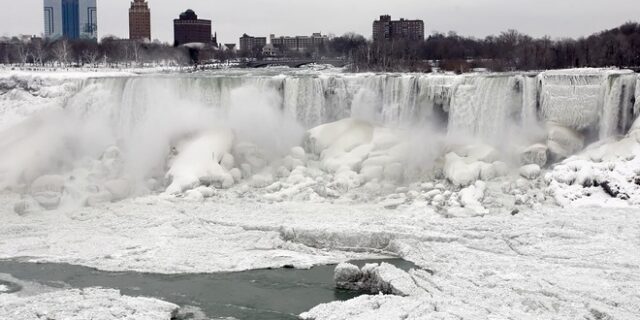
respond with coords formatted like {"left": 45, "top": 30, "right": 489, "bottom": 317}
{"left": 0, "top": 259, "right": 415, "bottom": 320}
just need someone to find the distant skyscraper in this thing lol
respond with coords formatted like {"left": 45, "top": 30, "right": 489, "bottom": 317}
{"left": 173, "top": 9, "right": 215, "bottom": 46}
{"left": 373, "top": 15, "right": 424, "bottom": 42}
{"left": 43, "top": 0, "right": 97, "bottom": 40}
{"left": 129, "top": 0, "right": 151, "bottom": 40}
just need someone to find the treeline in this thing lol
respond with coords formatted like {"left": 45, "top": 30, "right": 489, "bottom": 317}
{"left": 1, "top": 21, "right": 639, "bottom": 72}
{"left": 326, "top": 22, "right": 640, "bottom": 72}
{"left": 0, "top": 36, "right": 194, "bottom": 67}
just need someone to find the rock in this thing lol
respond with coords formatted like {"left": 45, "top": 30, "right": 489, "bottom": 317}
{"left": 104, "top": 179, "right": 131, "bottom": 201}
{"left": 334, "top": 263, "right": 362, "bottom": 284}
{"left": 520, "top": 164, "right": 541, "bottom": 180}
{"left": 334, "top": 262, "right": 422, "bottom": 296}
{"left": 520, "top": 144, "right": 549, "bottom": 167}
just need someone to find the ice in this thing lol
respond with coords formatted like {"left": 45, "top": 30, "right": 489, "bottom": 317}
{"left": 1, "top": 68, "right": 640, "bottom": 318}
{"left": 333, "top": 262, "right": 424, "bottom": 296}
{"left": 165, "top": 128, "right": 235, "bottom": 194}
{"left": 458, "top": 181, "right": 488, "bottom": 214}
{"left": 519, "top": 143, "right": 549, "bottom": 166}
{"left": 519, "top": 164, "right": 541, "bottom": 180}
{"left": 0, "top": 288, "right": 178, "bottom": 320}
{"left": 545, "top": 121, "right": 640, "bottom": 207}
{"left": 546, "top": 122, "right": 585, "bottom": 161}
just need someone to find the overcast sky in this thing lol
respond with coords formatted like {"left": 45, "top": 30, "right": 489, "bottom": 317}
{"left": 0, "top": 0, "right": 638, "bottom": 44}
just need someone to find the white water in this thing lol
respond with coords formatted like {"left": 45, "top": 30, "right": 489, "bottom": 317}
{"left": 0, "top": 69, "right": 637, "bottom": 195}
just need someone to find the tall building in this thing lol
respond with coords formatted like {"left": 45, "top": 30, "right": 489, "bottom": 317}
{"left": 239, "top": 34, "right": 267, "bottom": 52}
{"left": 270, "top": 33, "right": 328, "bottom": 52}
{"left": 373, "top": 15, "right": 424, "bottom": 42}
{"left": 129, "top": 0, "right": 150, "bottom": 41}
{"left": 173, "top": 9, "right": 214, "bottom": 46}
{"left": 43, "top": 0, "right": 97, "bottom": 40}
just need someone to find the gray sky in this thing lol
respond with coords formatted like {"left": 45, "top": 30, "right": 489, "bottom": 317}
{"left": 1, "top": 0, "right": 638, "bottom": 44}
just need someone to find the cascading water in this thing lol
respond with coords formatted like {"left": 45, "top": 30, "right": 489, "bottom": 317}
{"left": 0, "top": 69, "right": 638, "bottom": 202}
{"left": 539, "top": 69, "right": 637, "bottom": 139}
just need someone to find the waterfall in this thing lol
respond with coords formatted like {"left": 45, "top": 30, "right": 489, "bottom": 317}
{"left": 4, "top": 69, "right": 639, "bottom": 146}
{"left": 538, "top": 69, "right": 637, "bottom": 139}
{"left": 447, "top": 75, "right": 521, "bottom": 143}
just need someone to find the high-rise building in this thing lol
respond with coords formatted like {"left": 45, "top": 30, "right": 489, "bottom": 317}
{"left": 129, "top": 0, "right": 150, "bottom": 41}
{"left": 373, "top": 15, "right": 424, "bottom": 42}
{"left": 239, "top": 34, "right": 267, "bottom": 52}
{"left": 44, "top": 0, "right": 97, "bottom": 40}
{"left": 173, "top": 9, "right": 214, "bottom": 46}
{"left": 270, "top": 33, "right": 328, "bottom": 52}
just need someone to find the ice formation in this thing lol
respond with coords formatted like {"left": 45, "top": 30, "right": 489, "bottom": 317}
{"left": 0, "top": 68, "right": 638, "bottom": 212}
{"left": 0, "top": 288, "right": 179, "bottom": 320}
{"left": 333, "top": 262, "right": 425, "bottom": 296}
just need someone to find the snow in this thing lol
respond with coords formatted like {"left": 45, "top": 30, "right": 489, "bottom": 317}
{"left": 545, "top": 117, "right": 640, "bottom": 208}
{"left": 520, "top": 143, "right": 549, "bottom": 167}
{"left": 519, "top": 164, "right": 541, "bottom": 180}
{"left": 0, "top": 192, "right": 637, "bottom": 319}
{"left": 333, "top": 262, "right": 424, "bottom": 296}
{"left": 1, "top": 68, "right": 640, "bottom": 319}
{"left": 0, "top": 288, "right": 178, "bottom": 320}
{"left": 165, "top": 128, "right": 236, "bottom": 194}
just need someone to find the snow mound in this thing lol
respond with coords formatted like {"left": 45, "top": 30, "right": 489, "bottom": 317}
{"left": 546, "top": 120, "right": 640, "bottom": 207}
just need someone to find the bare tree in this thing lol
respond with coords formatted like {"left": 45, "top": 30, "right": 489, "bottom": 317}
{"left": 52, "top": 39, "right": 70, "bottom": 66}
{"left": 15, "top": 42, "right": 31, "bottom": 65}
{"left": 30, "top": 40, "right": 46, "bottom": 66}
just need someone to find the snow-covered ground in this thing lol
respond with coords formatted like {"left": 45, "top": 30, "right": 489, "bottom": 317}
{"left": 0, "top": 273, "right": 178, "bottom": 320}
{"left": 0, "top": 287, "right": 178, "bottom": 320}
{"left": 1, "top": 194, "right": 639, "bottom": 319}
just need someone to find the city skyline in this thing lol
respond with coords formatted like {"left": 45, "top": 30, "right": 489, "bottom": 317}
{"left": 0, "top": 0, "right": 638, "bottom": 44}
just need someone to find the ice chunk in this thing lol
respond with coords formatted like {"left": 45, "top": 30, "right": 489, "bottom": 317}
{"left": 165, "top": 128, "right": 235, "bottom": 194}
{"left": 546, "top": 123, "right": 584, "bottom": 160}
{"left": 30, "top": 174, "right": 65, "bottom": 210}
{"left": 444, "top": 153, "right": 482, "bottom": 187}
{"left": 520, "top": 144, "right": 549, "bottom": 167}
{"left": 333, "top": 262, "right": 423, "bottom": 297}
{"left": 520, "top": 164, "right": 541, "bottom": 180}
{"left": 459, "top": 181, "right": 488, "bottom": 214}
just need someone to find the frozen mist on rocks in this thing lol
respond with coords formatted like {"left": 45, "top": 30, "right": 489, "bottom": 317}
{"left": 0, "top": 68, "right": 640, "bottom": 319}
